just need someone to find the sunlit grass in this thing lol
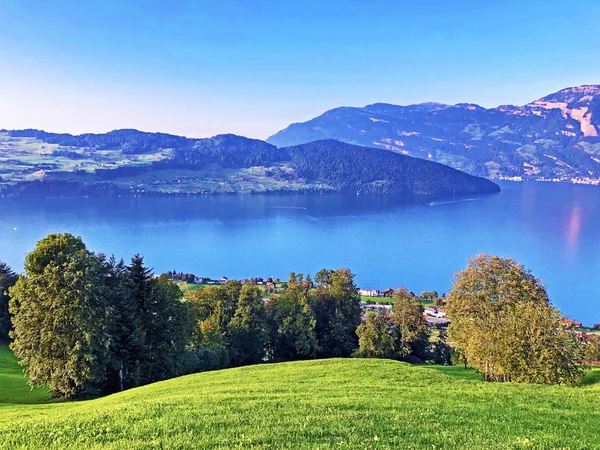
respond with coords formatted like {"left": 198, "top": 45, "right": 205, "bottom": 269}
{"left": 1, "top": 344, "right": 599, "bottom": 449}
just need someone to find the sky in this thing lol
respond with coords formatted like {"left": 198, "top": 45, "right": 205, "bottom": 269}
{"left": 1, "top": 0, "right": 599, "bottom": 139}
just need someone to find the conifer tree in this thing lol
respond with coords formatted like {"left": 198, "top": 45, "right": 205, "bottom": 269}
{"left": 266, "top": 273, "right": 318, "bottom": 361}
{"left": 314, "top": 268, "right": 362, "bottom": 357}
{"left": 228, "top": 284, "right": 267, "bottom": 366}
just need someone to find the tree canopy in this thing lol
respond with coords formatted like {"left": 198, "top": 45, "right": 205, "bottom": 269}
{"left": 446, "top": 254, "right": 583, "bottom": 384}
{"left": 0, "top": 262, "right": 17, "bottom": 342}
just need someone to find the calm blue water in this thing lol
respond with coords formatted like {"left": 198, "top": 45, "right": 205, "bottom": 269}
{"left": 1, "top": 181, "right": 599, "bottom": 324}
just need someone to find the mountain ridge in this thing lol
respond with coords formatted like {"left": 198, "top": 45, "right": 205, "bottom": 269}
{"left": 0, "top": 131, "right": 499, "bottom": 198}
{"left": 267, "top": 84, "right": 600, "bottom": 182}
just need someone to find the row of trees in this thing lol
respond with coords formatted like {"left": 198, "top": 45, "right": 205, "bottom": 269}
{"left": 3, "top": 234, "right": 435, "bottom": 399}
{"left": 2, "top": 235, "right": 594, "bottom": 400}
{"left": 8, "top": 234, "right": 194, "bottom": 398}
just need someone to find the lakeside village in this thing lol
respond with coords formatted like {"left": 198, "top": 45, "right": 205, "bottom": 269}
{"left": 164, "top": 271, "right": 598, "bottom": 334}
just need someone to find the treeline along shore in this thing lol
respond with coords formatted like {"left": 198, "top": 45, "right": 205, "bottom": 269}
{"left": 1, "top": 234, "right": 599, "bottom": 400}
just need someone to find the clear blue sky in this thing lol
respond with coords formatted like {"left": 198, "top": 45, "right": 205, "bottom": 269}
{"left": 1, "top": 0, "right": 598, "bottom": 139}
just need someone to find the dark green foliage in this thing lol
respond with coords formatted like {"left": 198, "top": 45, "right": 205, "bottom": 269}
{"left": 180, "top": 346, "right": 230, "bottom": 374}
{"left": 9, "top": 234, "right": 111, "bottom": 399}
{"left": 9, "top": 129, "right": 193, "bottom": 154}
{"left": 284, "top": 140, "right": 500, "bottom": 195}
{"left": 103, "top": 256, "right": 146, "bottom": 391}
{"left": 0, "top": 262, "right": 17, "bottom": 342}
{"left": 266, "top": 273, "right": 319, "bottom": 361}
{"left": 173, "top": 134, "right": 283, "bottom": 168}
{"left": 228, "top": 285, "right": 267, "bottom": 366}
{"left": 313, "top": 268, "right": 362, "bottom": 357}
{"left": 137, "top": 276, "right": 192, "bottom": 384}
{"left": 117, "top": 257, "right": 192, "bottom": 387}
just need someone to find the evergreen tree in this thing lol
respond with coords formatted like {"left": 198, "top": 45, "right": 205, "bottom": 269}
{"left": 9, "top": 234, "right": 111, "bottom": 399}
{"left": 139, "top": 276, "right": 192, "bottom": 384}
{"left": 0, "top": 261, "right": 18, "bottom": 342}
{"left": 103, "top": 256, "right": 146, "bottom": 391}
{"left": 314, "top": 268, "right": 362, "bottom": 357}
{"left": 228, "top": 284, "right": 267, "bottom": 366}
{"left": 266, "top": 273, "right": 318, "bottom": 361}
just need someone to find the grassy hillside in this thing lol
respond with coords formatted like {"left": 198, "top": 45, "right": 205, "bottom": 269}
{"left": 0, "top": 131, "right": 499, "bottom": 197}
{"left": 1, "top": 345, "right": 599, "bottom": 449}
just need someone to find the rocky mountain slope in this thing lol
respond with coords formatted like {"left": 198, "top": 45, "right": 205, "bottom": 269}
{"left": 267, "top": 85, "right": 600, "bottom": 182}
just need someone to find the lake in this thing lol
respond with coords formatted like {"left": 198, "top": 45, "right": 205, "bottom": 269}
{"left": 1, "top": 181, "right": 599, "bottom": 324}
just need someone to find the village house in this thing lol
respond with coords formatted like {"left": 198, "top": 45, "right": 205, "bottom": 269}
{"left": 219, "top": 276, "right": 229, "bottom": 285}
{"left": 424, "top": 306, "right": 446, "bottom": 318}
{"left": 359, "top": 288, "right": 380, "bottom": 297}
{"left": 360, "top": 301, "right": 392, "bottom": 313}
{"left": 560, "top": 318, "right": 582, "bottom": 328}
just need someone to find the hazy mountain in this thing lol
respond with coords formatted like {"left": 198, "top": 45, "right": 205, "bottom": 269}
{"left": 0, "top": 131, "right": 498, "bottom": 198}
{"left": 267, "top": 85, "right": 600, "bottom": 182}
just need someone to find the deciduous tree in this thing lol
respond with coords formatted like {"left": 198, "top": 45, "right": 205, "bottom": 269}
{"left": 447, "top": 254, "right": 583, "bottom": 384}
{"left": 9, "top": 234, "right": 111, "bottom": 398}
{"left": 0, "top": 261, "right": 17, "bottom": 342}
{"left": 354, "top": 312, "right": 396, "bottom": 358}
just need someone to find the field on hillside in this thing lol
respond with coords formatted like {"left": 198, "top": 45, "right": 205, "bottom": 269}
{"left": 0, "top": 133, "right": 335, "bottom": 194}
{"left": 0, "top": 133, "right": 170, "bottom": 184}
{"left": 1, "top": 344, "right": 599, "bottom": 449}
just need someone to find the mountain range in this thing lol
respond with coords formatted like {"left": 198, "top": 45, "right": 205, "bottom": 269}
{"left": 267, "top": 85, "right": 600, "bottom": 182}
{"left": 0, "top": 131, "right": 499, "bottom": 198}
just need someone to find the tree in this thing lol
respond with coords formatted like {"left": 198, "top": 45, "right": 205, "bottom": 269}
{"left": 354, "top": 312, "right": 396, "bottom": 358}
{"left": 186, "top": 283, "right": 240, "bottom": 348}
{"left": 583, "top": 334, "right": 600, "bottom": 363}
{"left": 446, "top": 254, "right": 583, "bottom": 384}
{"left": 266, "top": 273, "right": 318, "bottom": 361}
{"left": 9, "top": 234, "right": 111, "bottom": 398}
{"left": 313, "top": 268, "right": 362, "bottom": 357}
{"left": 103, "top": 256, "right": 146, "bottom": 392}
{"left": 392, "top": 287, "right": 429, "bottom": 360}
{"left": 0, "top": 261, "right": 18, "bottom": 342}
{"left": 228, "top": 284, "right": 267, "bottom": 366}
{"left": 138, "top": 276, "right": 192, "bottom": 384}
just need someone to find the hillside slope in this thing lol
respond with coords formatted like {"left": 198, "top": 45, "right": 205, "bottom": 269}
{"left": 0, "top": 132, "right": 499, "bottom": 198}
{"left": 1, "top": 345, "right": 599, "bottom": 449}
{"left": 267, "top": 85, "right": 600, "bottom": 182}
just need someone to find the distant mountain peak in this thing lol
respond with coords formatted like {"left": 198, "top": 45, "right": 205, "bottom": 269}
{"left": 266, "top": 84, "right": 600, "bottom": 182}
{"left": 535, "top": 84, "right": 600, "bottom": 105}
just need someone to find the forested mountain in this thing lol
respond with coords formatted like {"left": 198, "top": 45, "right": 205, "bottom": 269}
{"left": 0, "top": 130, "right": 498, "bottom": 198}
{"left": 267, "top": 85, "right": 600, "bottom": 182}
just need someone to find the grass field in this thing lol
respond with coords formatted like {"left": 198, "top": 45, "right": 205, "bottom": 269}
{"left": 1, "top": 344, "right": 599, "bottom": 449}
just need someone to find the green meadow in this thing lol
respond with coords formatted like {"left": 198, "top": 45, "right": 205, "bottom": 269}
{"left": 1, "top": 345, "right": 599, "bottom": 449}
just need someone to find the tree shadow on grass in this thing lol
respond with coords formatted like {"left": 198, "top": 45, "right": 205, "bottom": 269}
{"left": 580, "top": 367, "right": 600, "bottom": 387}
{"left": 420, "top": 365, "right": 484, "bottom": 382}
